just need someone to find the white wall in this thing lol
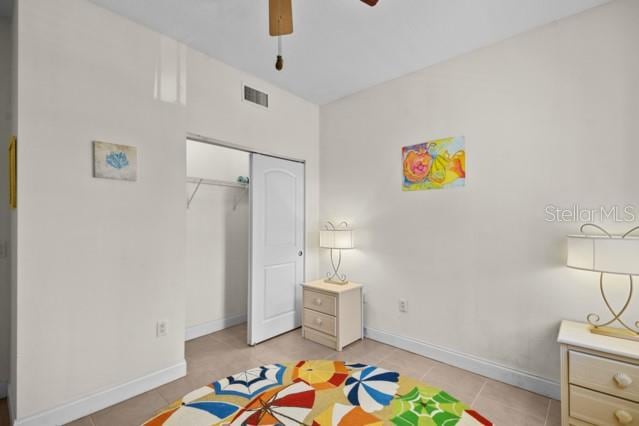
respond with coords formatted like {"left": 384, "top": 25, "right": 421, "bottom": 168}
{"left": 14, "top": 0, "right": 188, "bottom": 419}
{"left": 9, "top": 2, "right": 18, "bottom": 417}
{"left": 187, "top": 48, "right": 321, "bottom": 284}
{"left": 0, "top": 16, "right": 11, "bottom": 398}
{"left": 186, "top": 142, "right": 249, "bottom": 330}
{"left": 12, "top": 0, "right": 319, "bottom": 422}
{"left": 320, "top": 0, "right": 639, "bottom": 389}
{"left": 186, "top": 141, "right": 249, "bottom": 183}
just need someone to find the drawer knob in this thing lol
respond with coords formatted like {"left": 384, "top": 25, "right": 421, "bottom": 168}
{"left": 614, "top": 373, "right": 633, "bottom": 389}
{"left": 615, "top": 409, "right": 633, "bottom": 424}
{"left": 315, "top": 318, "right": 323, "bottom": 325}
{"left": 314, "top": 298, "right": 322, "bottom": 306}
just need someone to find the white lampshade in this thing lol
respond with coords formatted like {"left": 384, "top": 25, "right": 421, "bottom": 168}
{"left": 567, "top": 235, "right": 639, "bottom": 275}
{"left": 320, "top": 229, "right": 354, "bottom": 249}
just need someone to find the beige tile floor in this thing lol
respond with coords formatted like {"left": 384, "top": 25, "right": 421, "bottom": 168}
{"left": 0, "top": 324, "right": 560, "bottom": 426}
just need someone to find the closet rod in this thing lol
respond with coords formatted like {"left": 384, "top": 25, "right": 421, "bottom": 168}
{"left": 186, "top": 176, "right": 248, "bottom": 189}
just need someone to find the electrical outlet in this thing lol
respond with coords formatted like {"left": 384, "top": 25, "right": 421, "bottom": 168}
{"left": 156, "top": 320, "right": 168, "bottom": 337}
{"left": 399, "top": 299, "right": 407, "bottom": 313}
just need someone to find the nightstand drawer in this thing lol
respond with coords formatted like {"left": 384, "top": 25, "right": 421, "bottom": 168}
{"left": 570, "top": 351, "right": 639, "bottom": 402}
{"left": 303, "top": 289, "right": 337, "bottom": 316}
{"left": 303, "top": 308, "right": 336, "bottom": 336}
{"left": 570, "top": 384, "right": 639, "bottom": 425}
{"left": 304, "top": 327, "right": 337, "bottom": 349}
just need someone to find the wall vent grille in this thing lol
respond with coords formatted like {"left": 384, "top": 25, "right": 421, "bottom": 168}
{"left": 243, "top": 85, "right": 269, "bottom": 108}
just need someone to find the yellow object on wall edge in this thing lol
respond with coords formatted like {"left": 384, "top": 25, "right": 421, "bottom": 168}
{"left": 8, "top": 136, "right": 16, "bottom": 209}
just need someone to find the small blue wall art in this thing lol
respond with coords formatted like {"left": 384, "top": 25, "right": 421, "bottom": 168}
{"left": 93, "top": 141, "right": 138, "bottom": 181}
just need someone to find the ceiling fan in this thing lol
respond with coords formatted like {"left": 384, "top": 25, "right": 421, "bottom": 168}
{"left": 269, "top": 0, "right": 379, "bottom": 71}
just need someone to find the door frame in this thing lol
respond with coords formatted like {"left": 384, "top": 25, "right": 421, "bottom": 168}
{"left": 187, "top": 132, "right": 306, "bottom": 164}
{"left": 186, "top": 133, "right": 306, "bottom": 345}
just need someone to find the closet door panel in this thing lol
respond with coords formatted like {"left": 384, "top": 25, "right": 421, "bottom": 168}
{"left": 249, "top": 154, "right": 305, "bottom": 345}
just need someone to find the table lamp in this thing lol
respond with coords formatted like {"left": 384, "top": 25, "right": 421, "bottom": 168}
{"left": 320, "top": 221, "right": 354, "bottom": 285}
{"left": 567, "top": 224, "right": 639, "bottom": 340}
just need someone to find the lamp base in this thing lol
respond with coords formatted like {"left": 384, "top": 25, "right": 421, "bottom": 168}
{"left": 324, "top": 278, "right": 349, "bottom": 285}
{"left": 590, "top": 325, "right": 639, "bottom": 341}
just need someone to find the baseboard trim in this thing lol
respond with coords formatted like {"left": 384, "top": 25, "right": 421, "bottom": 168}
{"left": 0, "top": 381, "right": 7, "bottom": 399}
{"left": 12, "top": 360, "right": 186, "bottom": 426}
{"left": 365, "top": 327, "right": 560, "bottom": 400}
{"left": 185, "top": 314, "right": 246, "bottom": 341}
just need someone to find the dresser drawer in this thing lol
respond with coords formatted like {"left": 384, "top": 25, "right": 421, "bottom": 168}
{"left": 303, "top": 308, "right": 336, "bottom": 336}
{"left": 303, "top": 289, "right": 337, "bottom": 316}
{"left": 303, "top": 327, "right": 337, "bottom": 350}
{"left": 570, "top": 351, "right": 639, "bottom": 402}
{"left": 570, "top": 384, "right": 639, "bottom": 425}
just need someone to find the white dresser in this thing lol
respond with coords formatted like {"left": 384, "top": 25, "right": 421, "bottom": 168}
{"left": 558, "top": 320, "right": 639, "bottom": 426}
{"left": 301, "top": 280, "right": 363, "bottom": 351}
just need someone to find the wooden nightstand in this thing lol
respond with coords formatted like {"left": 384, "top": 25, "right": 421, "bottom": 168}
{"left": 301, "top": 280, "right": 363, "bottom": 351}
{"left": 558, "top": 320, "right": 639, "bottom": 426}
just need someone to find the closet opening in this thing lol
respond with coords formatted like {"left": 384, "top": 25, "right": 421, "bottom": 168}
{"left": 185, "top": 135, "right": 306, "bottom": 347}
{"left": 185, "top": 138, "right": 250, "bottom": 342}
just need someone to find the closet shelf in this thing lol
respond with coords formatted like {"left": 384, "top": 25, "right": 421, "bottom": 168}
{"left": 186, "top": 176, "right": 248, "bottom": 189}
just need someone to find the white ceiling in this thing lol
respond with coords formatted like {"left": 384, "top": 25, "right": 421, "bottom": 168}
{"left": 84, "top": 1, "right": 613, "bottom": 103}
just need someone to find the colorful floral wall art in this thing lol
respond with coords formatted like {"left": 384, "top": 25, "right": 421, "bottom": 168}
{"left": 93, "top": 141, "right": 138, "bottom": 181}
{"left": 402, "top": 136, "right": 466, "bottom": 191}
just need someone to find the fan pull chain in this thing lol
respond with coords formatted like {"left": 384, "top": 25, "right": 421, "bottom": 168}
{"left": 275, "top": 36, "right": 284, "bottom": 71}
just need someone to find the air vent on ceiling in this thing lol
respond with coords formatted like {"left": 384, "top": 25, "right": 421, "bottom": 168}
{"left": 243, "top": 85, "right": 269, "bottom": 108}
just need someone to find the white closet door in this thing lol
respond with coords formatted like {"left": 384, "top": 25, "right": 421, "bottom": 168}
{"left": 249, "top": 154, "right": 305, "bottom": 345}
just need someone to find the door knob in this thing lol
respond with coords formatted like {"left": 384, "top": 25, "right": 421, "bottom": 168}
{"left": 298, "top": 250, "right": 303, "bottom": 256}
{"left": 615, "top": 409, "right": 633, "bottom": 424}
{"left": 614, "top": 373, "right": 633, "bottom": 388}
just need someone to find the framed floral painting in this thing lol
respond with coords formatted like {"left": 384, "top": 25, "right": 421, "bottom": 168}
{"left": 402, "top": 136, "right": 465, "bottom": 191}
{"left": 93, "top": 141, "right": 137, "bottom": 181}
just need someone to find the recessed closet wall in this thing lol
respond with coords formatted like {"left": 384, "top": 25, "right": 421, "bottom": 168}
{"left": 186, "top": 140, "right": 249, "bottom": 337}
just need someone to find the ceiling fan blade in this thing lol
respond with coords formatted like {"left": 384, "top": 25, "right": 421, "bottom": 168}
{"left": 360, "top": 0, "right": 379, "bottom": 6}
{"left": 269, "top": 0, "right": 293, "bottom": 36}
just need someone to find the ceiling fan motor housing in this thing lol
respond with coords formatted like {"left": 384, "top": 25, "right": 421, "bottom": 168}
{"left": 269, "top": 0, "right": 379, "bottom": 71}
{"left": 269, "top": 0, "right": 293, "bottom": 36}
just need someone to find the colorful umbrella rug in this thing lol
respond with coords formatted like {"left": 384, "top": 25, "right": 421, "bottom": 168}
{"left": 144, "top": 360, "right": 492, "bottom": 426}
